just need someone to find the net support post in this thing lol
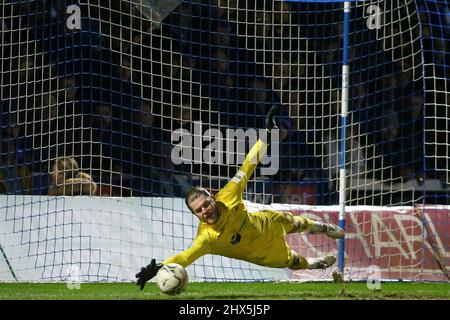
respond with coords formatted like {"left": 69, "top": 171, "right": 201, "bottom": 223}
{"left": 338, "top": 1, "right": 351, "bottom": 278}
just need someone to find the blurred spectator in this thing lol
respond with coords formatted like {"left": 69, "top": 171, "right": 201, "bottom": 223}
{"left": 131, "top": 101, "right": 160, "bottom": 167}
{"left": 352, "top": 85, "right": 368, "bottom": 113}
{"left": 322, "top": 124, "right": 367, "bottom": 183}
{"left": 47, "top": 157, "right": 97, "bottom": 196}
{"left": 0, "top": 127, "right": 31, "bottom": 194}
{"left": 209, "top": 49, "right": 230, "bottom": 75}
{"left": 278, "top": 130, "right": 327, "bottom": 181}
{"left": 270, "top": 55, "right": 292, "bottom": 91}
{"left": 93, "top": 104, "right": 112, "bottom": 129}
{"left": 236, "top": 78, "right": 270, "bottom": 130}
{"left": 211, "top": 20, "right": 232, "bottom": 48}
{"left": 58, "top": 76, "right": 78, "bottom": 102}
{"left": 113, "top": 56, "right": 133, "bottom": 82}
{"left": 366, "top": 107, "right": 418, "bottom": 182}
{"left": 396, "top": 91, "right": 426, "bottom": 181}
{"left": 108, "top": 161, "right": 132, "bottom": 197}
{"left": 275, "top": 129, "right": 331, "bottom": 205}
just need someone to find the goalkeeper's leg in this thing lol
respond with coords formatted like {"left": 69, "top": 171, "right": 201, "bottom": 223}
{"left": 290, "top": 216, "right": 344, "bottom": 240}
{"left": 289, "top": 251, "right": 336, "bottom": 270}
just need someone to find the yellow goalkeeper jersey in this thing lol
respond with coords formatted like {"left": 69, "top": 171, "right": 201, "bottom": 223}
{"left": 163, "top": 139, "right": 295, "bottom": 269}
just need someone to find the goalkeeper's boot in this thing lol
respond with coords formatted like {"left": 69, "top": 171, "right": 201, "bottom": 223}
{"left": 310, "top": 222, "right": 345, "bottom": 239}
{"left": 307, "top": 253, "right": 336, "bottom": 269}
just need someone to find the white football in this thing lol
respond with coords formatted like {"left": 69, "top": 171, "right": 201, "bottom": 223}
{"left": 156, "top": 263, "right": 189, "bottom": 295}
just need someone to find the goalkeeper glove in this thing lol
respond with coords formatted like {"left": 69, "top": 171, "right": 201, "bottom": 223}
{"left": 135, "top": 258, "right": 163, "bottom": 290}
{"left": 263, "top": 105, "right": 279, "bottom": 144}
{"left": 266, "top": 105, "right": 279, "bottom": 130}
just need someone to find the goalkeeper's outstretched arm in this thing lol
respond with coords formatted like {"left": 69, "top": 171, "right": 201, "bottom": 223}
{"left": 162, "top": 235, "right": 210, "bottom": 267}
{"left": 135, "top": 234, "right": 211, "bottom": 290}
{"left": 216, "top": 105, "right": 279, "bottom": 206}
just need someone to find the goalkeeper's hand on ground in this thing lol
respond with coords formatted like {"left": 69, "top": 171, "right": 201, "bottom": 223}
{"left": 135, "top": 258, "right": 163, "bottom": 290}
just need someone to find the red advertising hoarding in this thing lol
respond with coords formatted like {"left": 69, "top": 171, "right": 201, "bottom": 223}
{"left": 284, "top": 205, "right": 449, "bottom": 281}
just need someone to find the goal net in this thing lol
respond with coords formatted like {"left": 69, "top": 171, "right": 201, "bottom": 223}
{"left": 0, "top": 0, "right": 448, "bottom": 282}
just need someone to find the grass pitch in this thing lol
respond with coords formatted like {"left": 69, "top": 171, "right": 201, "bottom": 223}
{"left": 0, "top": 282, "right": 449, "bottom": 300}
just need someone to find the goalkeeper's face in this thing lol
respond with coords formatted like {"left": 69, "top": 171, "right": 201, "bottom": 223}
{"left": 189, "top": 195, "right": 220, "bottom": 225}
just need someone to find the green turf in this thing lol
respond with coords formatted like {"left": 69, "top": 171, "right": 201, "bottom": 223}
{"left": 0, "top": 282, "right": 449, "bottom": 300}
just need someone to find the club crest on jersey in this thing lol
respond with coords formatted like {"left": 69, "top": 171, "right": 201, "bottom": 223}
{"left": 230, "top": 233, "right": 241, "bottom": 245}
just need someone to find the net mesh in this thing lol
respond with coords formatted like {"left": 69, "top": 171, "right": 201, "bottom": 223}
{"left": 0, "top": 0, "right": 449, "bottom": 282}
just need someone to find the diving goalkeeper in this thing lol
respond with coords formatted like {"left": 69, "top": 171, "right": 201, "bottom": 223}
{"left": 136, "top": 106, "right": 344, "bottom": 290}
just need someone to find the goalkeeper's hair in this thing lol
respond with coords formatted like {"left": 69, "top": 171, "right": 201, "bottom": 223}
{"left": 185, "top": 186, "right": 212, "bottom": 212}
